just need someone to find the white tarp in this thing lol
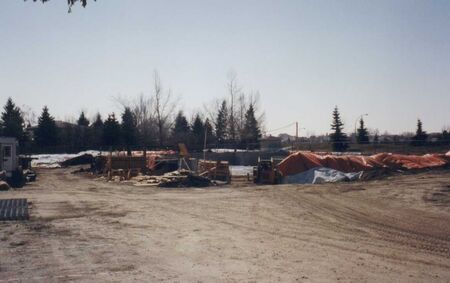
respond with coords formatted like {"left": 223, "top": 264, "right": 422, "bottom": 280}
{"left": 230, "top": 166, "right": 253, "bottom": 176}
{"left": 282, "top": 167, "right": 363, "bottom": 184}
{"left": 31, "top": 150, "right": 102, "bottom": 168}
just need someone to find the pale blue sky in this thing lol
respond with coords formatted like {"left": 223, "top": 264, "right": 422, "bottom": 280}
{"left": 0, "top": 0, "right": 449, "bottom": 136}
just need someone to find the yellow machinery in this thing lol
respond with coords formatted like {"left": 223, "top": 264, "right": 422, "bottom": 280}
{"left": 253, "top": 157, "right": 280, "bottom": 184}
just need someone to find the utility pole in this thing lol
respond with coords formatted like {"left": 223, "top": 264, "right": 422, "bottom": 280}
{"left": 203, "top": 126, "right": 207, "bottom": 161}
{"left": 295, "top": 122, "right": 299, "bottom": 150}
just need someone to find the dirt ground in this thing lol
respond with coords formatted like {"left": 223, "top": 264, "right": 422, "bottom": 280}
{"left": 1, "top": 168, "right": 450, "bottom": 282}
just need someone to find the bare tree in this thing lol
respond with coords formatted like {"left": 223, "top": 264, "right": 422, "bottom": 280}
{"left": 130, "top": 93, "right": 156, "bottom": 147}
{"left": 153, "top": 70, "right": 177, "bottom": 147}
{"left": 20, "top": 104, "right": 37, "bottom": 127}
{"left": 227, "top": 71, "right": 242, "bottom": 147}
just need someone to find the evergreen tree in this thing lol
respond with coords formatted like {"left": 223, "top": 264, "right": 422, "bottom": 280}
{"left": 356, "top": 118, "right": 370, "bottom": 144}
{"left": 242, "top": 103, "right": 261, "bottom": 149}
{"left": 121, "top": 107, "right": 137, "bottom": 155}
{"left": 330, "top": 106, "right": 348, "bottom": 151}
{"left": 75, "top": 111, "right": 90, "bottom": 150}
{"left": 91, "top": 113, "right": 104, "bottom": 148}
{"left": 191, "top": 114, "right": 205, "bottom": 149}
{"left": 102, "top": 113, "right": 121, "bottom": 148}
{"left": 411, "top": 119, "right": 428, "bottom": 146}
{"left": 0, "top": 98, "right": 25, "bottom": 142}
{"left": 171, "top": 111, "right": 190, "bottom": 145}
{"left": 204, "top": 118, "right": 215, "bottom": 147}
{"left": 60, "top": 123, "right": 77, "bottom": 151}
{"left": 35, "top": 106, "right": 59, "bottom": 147}
{"left": 77, "top": 111, "right": 90, "bottom": 127}
{"left": 373, "top": 133, "right": 379, "bottom": 144}
{"left": 215, "top": 100, "right": 228, "bottom": 146}
{"left": 440, "top": 130, "right": 450, "bottom": 146}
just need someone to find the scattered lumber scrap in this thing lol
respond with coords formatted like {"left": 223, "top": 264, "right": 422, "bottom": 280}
{"left": 133, "top": 170, "right": 212, "bottom": 188}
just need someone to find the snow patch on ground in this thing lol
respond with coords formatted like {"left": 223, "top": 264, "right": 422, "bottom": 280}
{"left": 31, "top": 151, "right": 102, "bottom": 168}
{"left": 230, "top": 166, "right": 254, "bottom": 176}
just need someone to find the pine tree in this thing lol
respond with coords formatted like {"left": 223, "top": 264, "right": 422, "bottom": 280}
{"left": 35, "top": 106, "right": 59, "bottom": 147}
{"left": 373, "top": 133, "right": 379, "bottom": 144}
{"left": 215, "top": 100, "right": 228, "bottom": 147}
{"left": 102, "top": 113, "right": 121, "bottom": 148}
{"left": 121, "top": 107, "right": 137, "bottom": 155}
{"left": 440, "top": 130, "right": 450, "bottom": 146}
{"left": 191, "top": 114, "right": 205, "bottom": 149}
{"left": 242, "top": 103, "right": 261, "bottom": 149}
{"left": 356, "top": 118, "right": 369, "bottom": 144}
{"left": 91, "top": 113, "right": 104, "bottom": 148}
{"left": 0, "top": 98, "right": 25, "bottom": 142}
{"left": 330, "top": 106, "right": 348, "bottom": 151}
{"left": 411, "top": 119, "right": 428, "bottom": 146}
{"left": 77, "top": 111, "right": 90, "bottom": 127}
{"left": 172, "top": 111, "right": 190, "bottom": 145}
{"left": 204, "top": 118, "right": 215, "bottom": 147}
{"left": 74, "top": 111, "right": 90, "bottom": 150}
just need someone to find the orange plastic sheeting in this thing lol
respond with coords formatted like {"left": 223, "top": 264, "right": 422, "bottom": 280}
{"left": 371, "top": 153, "right": 448, "bottom": 170}
{"left": 278, "top": 151, "right": 450, "bottom": 176}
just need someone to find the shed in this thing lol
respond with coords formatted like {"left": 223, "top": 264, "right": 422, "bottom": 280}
{"left": 0, "top": 137, "right": 19, "bottom": 178}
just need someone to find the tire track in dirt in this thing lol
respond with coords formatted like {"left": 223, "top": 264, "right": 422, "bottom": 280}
{"left": 143, "top": 194, "right": 450, "bottom": 269}
{"left": 281, "top": 189, "right": 450, "bottom": 260}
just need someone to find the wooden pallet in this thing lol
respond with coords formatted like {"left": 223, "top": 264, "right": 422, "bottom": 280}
{"left": 0, "top": 198, "right": 29, "bottom": 221}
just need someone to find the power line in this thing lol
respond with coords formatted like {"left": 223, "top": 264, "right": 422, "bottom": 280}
{"left": 266, "top": 122, "right": 296, "bottom": 134}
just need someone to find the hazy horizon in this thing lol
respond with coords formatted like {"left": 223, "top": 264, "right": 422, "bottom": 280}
{"left": 1, "top": 0, "right": 449, "bottom": 136}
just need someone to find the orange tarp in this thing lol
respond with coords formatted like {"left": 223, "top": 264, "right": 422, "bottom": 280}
{"left": 277, "top": 151, "right": 450, "bottom": 176}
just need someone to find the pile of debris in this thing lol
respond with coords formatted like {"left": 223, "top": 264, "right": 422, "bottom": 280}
{"left": 133, "top": 170, "right": 212, "bottom": 188}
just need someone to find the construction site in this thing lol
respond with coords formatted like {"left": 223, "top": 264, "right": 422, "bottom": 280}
{"left": 1, "top": 1, "right": 450, "bottom": 282}
{"left": 1, "top": 141, "right": 450, "bottom": 282}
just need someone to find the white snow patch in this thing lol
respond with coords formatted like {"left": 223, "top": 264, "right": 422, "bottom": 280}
{"left": 31, "top": 150, "right": 102, "bottom": 168}
{"left": 230, "top": 166, "right": 254, "bottom": 176}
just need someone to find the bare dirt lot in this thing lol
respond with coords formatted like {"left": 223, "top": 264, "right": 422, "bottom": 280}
{"left": 1, "top": 168, "right": 450, "bottom": 282}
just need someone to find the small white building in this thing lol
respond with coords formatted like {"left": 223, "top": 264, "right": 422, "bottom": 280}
{"left": 0, "top": 137, "right": 19, "bottom": 178}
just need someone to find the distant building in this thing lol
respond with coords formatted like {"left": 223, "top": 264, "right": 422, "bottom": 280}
{"left": 260, "top": 136, "right": 282, "bottom": 151}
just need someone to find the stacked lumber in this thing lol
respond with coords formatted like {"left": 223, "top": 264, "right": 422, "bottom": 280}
{"left": 107, "top": 156, "right": 147, "bottom": 171}
{"left": 198, "top": 160, "right": 231, "bottom": 183}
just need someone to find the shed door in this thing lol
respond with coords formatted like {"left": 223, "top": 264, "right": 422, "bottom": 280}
{"left": 1, "top": 145, "right": 13, "bottom": 173}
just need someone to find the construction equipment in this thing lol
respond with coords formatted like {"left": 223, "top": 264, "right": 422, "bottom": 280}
{"left": 178, "top": 143, "right": 192, "bottom": 171}
{"left": 253, "top": 157, "right": 281, "bottom": 184}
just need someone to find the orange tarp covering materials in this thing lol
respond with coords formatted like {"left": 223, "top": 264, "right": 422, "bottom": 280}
{"left": 277, "top": 151, "right": 450, "bottom": 177}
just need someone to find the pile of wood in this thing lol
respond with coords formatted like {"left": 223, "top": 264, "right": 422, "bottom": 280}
{"left": 133, "top": 170, "right": 212, "bottom": 188}
{"left": 94, "top": 155, "right": 147, "bottom": 180}
{"left": 198, "top": 160, "right": 231, "bottom": 183}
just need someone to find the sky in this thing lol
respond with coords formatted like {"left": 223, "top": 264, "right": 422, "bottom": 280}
{"left": 0, "top": 0, "right": 449, "bottom": 136}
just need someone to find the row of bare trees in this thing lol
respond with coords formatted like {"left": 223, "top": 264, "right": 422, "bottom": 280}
{"left": 110, "top": 71, "right": 265, "bottom": 150}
